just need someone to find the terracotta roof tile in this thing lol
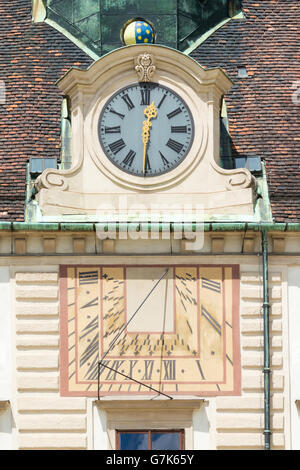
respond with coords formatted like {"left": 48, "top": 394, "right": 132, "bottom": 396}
{"left": 0, "top": 1, "right": 299, "bottom": 221}
{"left": 191, "top": 0, "right": 300, "bottom": 221}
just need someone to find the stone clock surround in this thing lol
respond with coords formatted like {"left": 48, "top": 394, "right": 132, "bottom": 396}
{"left": 35, "top": 44, "right": 256, "bottom": 220}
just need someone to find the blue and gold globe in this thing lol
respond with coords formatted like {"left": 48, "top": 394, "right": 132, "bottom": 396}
{"left": 123, "top": 20, "right": 155, "bottom": 45}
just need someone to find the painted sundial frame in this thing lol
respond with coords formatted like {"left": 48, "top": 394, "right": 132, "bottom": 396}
{"left": 60, "top": 263, "right": 241, "bottom": 397}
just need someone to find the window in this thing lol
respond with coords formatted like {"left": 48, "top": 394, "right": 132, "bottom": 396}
{"left": 117, "top": 430, "right": 185, "bottom": 451}
{"left": 96, "top": 399, "right": 204, "bottom": 450}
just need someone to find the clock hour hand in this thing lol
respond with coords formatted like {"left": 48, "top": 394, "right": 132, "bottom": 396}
{"left": 142, "top": 102, "right": 157, "bottom": 174}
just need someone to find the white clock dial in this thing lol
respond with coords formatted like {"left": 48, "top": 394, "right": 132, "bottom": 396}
{"left": 98, "top": 83, "right": 194, "bottom": 177}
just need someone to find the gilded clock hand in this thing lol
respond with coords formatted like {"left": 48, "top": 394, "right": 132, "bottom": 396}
{"left": 142, "top": 102, "right": 157, "bottom": 174}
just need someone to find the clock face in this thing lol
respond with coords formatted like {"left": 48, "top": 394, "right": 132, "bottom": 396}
{"left": 98, "top": 83, "right": 194, "bottom": 177}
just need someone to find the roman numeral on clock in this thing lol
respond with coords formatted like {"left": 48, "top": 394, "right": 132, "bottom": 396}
{"left": 166, "top": 138, "right": 184, "bottom": 154}
{"left": 121, "top": 93, "right": 135, "bottom": 110}
{"left": 122, "top": 149, "right": 136, "bottom": 167}
{"left": 159, "top": 151, "right": 169, "bottom": 166}
{"left": 145, "top": 153, "right": 151, "bottom": 171}
{"left": 105, "top": 126, "right": 121, "bottom": 134}
{"left": 109, "top": 138, "right": 126, "bottom": 155}
{"left": 167, "top": 107, "right": 182, "bottom": 119}
{"left": 157, "top": 94, "right": 167, "bottom": 109}
{"left": 171, "top": 126, "right": 187, "bottom": 133}
{"left": 109, "top": 108, "right": 125, "bottom": 120}
{"left": 140, "top": 88, "right": 151, "bottom": 106}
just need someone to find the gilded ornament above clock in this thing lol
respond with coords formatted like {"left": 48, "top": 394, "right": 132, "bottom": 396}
{"left": 98, "top": 82, "right": 194, "bottom": 177}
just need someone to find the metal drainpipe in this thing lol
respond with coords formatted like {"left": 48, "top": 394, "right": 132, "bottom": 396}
{"left": 261, "top": 226, "right": 271, "bottom": 450}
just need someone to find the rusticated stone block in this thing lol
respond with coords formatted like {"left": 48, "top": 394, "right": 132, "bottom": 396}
{"left": 272, "top": 237, "right": 285, "bottom": 253}
{"left": 102, "top": 239, "right": 115, "bottom": 253}
{"left": 43, "top": 237, "right": 56, "bottom": 254}
{"left": 73, "top": 237, "right": 86, "bottom": 254}
{"left": 15, "top": 238, "right": 26, "bottom": 254}
{"left": 211, "top": 236, "right": 224, "bottom": 253}
{"left": 243, "top": 236, "right": 255, "bottom": 252}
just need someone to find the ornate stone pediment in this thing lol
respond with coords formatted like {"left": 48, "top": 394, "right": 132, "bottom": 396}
{"left": 35, "top": 44, "right": 256, "bottom": 222}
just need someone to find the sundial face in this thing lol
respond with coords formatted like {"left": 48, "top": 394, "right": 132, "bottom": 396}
{"left": 60, "top": 264, "right": 241, "bottom": 397}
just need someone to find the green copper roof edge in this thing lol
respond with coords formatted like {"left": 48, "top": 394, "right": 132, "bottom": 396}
{"left": 1, "top": 222, "right": 300, "bottom": 232}
{"left": 60, "top": 223, "right": 94, "bottom": 232}
{"left": 183, "top": 10, "right": 244, "bottom": 56}
{"left": 183, "top": 17, "right": 231, "bottom": 55}
{"left": 45, "top": 17, "right": 100, "bottom": 61}
{"left": 12, "top": 223, "right": 59, "bottom": 231}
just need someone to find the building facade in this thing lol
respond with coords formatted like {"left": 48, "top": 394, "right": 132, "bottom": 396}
{"left": 0, "top": 0, "right": 300, "bottom": 451}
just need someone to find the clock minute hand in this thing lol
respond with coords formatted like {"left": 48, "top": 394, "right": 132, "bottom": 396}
{"left": 142, "top": 102, "right": 157, "bottom": 174}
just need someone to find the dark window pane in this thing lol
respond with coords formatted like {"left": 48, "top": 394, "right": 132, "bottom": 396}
{"left": 30, "top": 158, "right": 43, "bottom": 174}
{"left": 152, "top": 432, "right": 181, "bottom": 450}
{"left": 120, "top": 433, "right": 148, "bottom": 450}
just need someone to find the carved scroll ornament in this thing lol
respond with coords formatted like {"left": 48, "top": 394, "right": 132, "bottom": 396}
{"left": 210, "top": 160, "right": 257, "bottom": 192}
{"left": 135, "top": 53, "right": 156, "bottom": 82}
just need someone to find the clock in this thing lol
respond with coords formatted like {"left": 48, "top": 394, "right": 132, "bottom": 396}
{"left": 60, "top": 264, "right": 241, "bottom": 397}
{"left": 98, "top": 83, "right": 194, "bottom": 177}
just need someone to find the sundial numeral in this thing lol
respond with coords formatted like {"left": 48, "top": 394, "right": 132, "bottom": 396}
{"left": 122, "top": 149, "right": 136, "bottom": 167}
{"left": 122, "top": 93, "right": 135, "bottom": 110}
{"left": 141, "top": 360, "right": 154, "bottom": 380}
{"left": 167, "top": 107, "right": 182, "bottom": 119}
{"left": 166, "top": 138, "right": 184, "bottom": 154}
{"left": 195, "top": 360, "right": 205, "bottom": 380}
{"left": 127, "top": 360, "right": 138, "bottom": 379}
{"left": 105, "top": 126, "right": 121, "bottom": 134}
{"left": 201, "top": 277, "right": 221, "bottom": 293}
{"left": 109, "top": 138, "right": 126, "bottom": 155}
{"left": 79, "top": 270, "right": 98, "bottom": 285}
{"left": 201, "top": 305, "right": 222, "bottom": 336}
{"left": 163, "top": 360, "right": 176, "bottom": 380}
{"left": 105, "top": 360, "right": 125, "bottom": 381}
